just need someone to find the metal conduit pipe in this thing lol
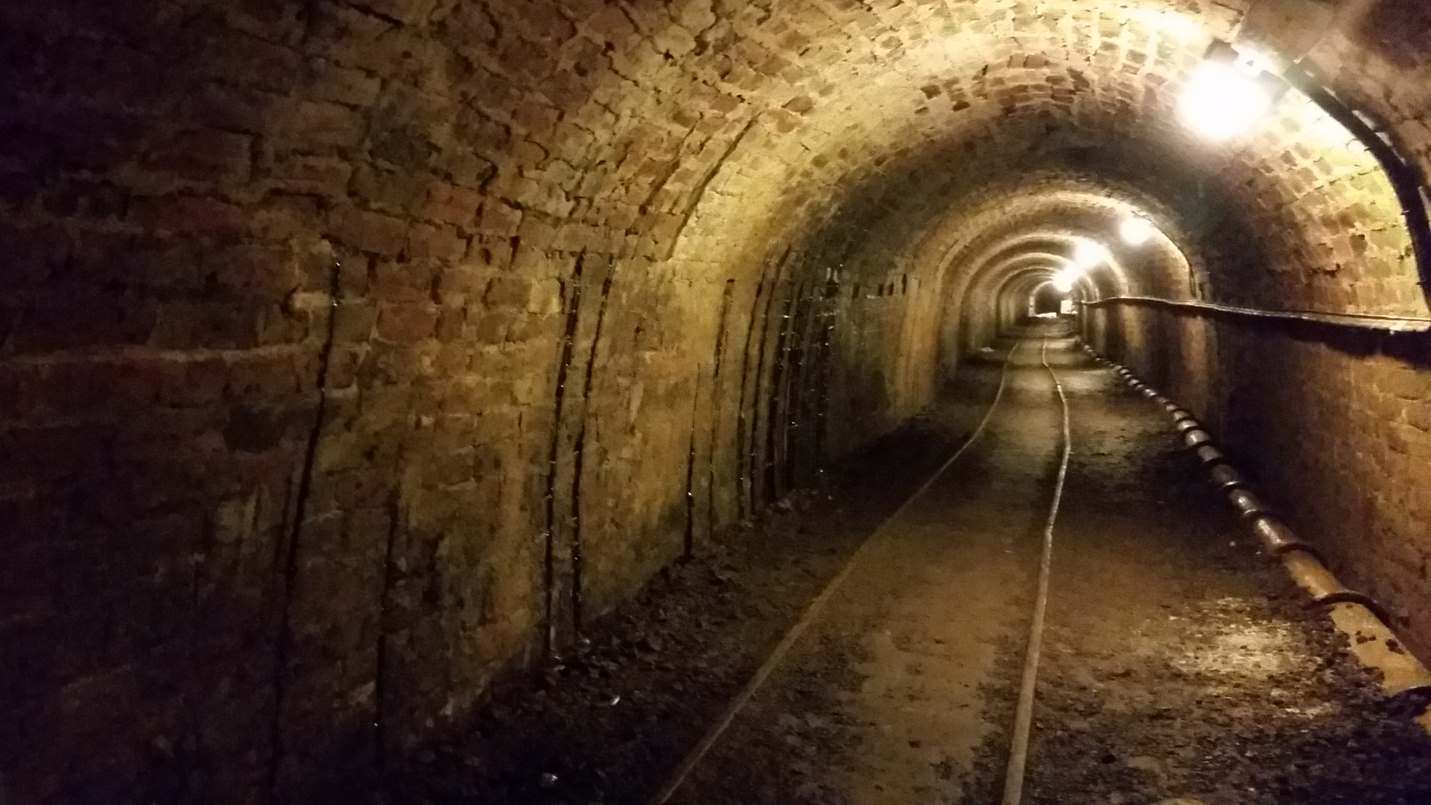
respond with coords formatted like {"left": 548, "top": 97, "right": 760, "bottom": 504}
{"left": 1193, "top": 445, "right": 1226, "bottom": 467}
{"left": 1183, "top": 429, "right": 1214, "bottom": 450}
{"left": 1083, "top": 343, "right": 1431, "bottom": 702}
{"left": 1082, "top": 297, "right": 1431, "bottom": 334}
{"left": 1249, "top": 516, "right": 1320, "bottom": 562}
{"left": 1208, "top": 463, "right": 1248, "bottom": 492}
{"left": 1224, "top": 489, "right": 1270, "bottom": 520}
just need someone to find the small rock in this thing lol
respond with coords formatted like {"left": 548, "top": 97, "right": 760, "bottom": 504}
{"left": 1126, "top": 755, "right": 1162, "bottom": 775}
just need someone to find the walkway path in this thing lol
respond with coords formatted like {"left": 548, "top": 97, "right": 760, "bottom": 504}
{"left": 376, "top": 323, "right": 1431, "bottom": 805}
{"left": 663, "top": 323, "right": 1431, "bottom": 804}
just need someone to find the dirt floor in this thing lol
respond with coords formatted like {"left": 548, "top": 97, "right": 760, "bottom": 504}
{"left": 364, "top": 325, "right": 1431, "bottom": 804}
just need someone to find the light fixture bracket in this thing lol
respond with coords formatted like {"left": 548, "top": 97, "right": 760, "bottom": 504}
{"left": 1203, "top": 40, "right": 1290, "bottom": 102}
{"left": 1236, "top": 0, "right": 1337, "bottom": 67}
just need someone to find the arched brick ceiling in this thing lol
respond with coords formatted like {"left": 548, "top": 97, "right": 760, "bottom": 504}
{"left": 1310, "top": 1, "right": 1431, "bottom": 169}
{"left": 6, "top": 0, "right": 1420, "bottom": 317}
{"left": 950, "top": 227, "right": 1136, "bottom": 352}
{"left": 564, "top": 0, "right": 1424, "bottom": 317}
{"left": 804, "top": 172, "right": 1202, "bottom": 364}
{"left": 757, "top": 75, "right": 1412, "bottom": 314}
{"left": 905, "top": 181, "right": 1184, "bottom": 290}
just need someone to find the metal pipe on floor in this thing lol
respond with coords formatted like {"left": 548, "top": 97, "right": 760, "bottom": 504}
{"left": 1001, "top": 337, "right": 1073, "bottom": 805}
{"left": 1208, "top": 463, "right": 1247, "bottom": 492}
{"left": 1083, "top": 344, "right": 1431, "bottom": 703}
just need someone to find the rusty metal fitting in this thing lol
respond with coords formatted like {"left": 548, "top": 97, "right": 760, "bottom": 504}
{"left": 1207, "top": 463, "right": 1248, "bottom": 491}
{"left": 1183, "top": 429, "right": 1213, "bottom": 449}
{"left": 1227, "top": 487, "right": 1273, "bottom": 519}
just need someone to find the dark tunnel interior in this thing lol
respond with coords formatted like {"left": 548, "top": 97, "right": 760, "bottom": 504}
{"left": 2, "top": 0, "right": 1431, "bottom": 801}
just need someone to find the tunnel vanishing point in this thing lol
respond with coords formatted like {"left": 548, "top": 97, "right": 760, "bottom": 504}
{"left": 3, "top": 0, "right": 1431, "bottom": 801}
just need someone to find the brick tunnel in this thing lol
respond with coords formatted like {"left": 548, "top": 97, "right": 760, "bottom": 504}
{"left": 4, "top": 0, "right": 1431, "bottom": 802}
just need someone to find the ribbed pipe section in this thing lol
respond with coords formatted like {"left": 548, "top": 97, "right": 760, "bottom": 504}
{"left": 1080, "top": 341, "right": 1431, "bottom": 701}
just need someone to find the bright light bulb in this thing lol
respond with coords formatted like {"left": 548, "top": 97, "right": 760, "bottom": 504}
{"left": 1051, "top": 267, "right": 1083, "bottom": 294}
{"left": 1073, "top": 239, "right": 1106, "bottom": 269}
{"left": 1180, "top": 60, "right": 1271, "bottom": 141}
{"left": 1119, "top": 216, "right": 1156, "bottom": 247}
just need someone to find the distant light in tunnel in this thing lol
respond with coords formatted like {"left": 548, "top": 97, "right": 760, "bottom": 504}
{"left": 1119, "top": 216, "right": 1157, "bottom": 247}
{"left": 1072, "top": 239, "right": 1108, "bottom": 269}
{"left": 1179, "top": 58, "right": 1272, "bottom": 141}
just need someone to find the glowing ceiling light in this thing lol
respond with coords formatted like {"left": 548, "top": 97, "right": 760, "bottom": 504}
{"left": 1072, "top": 239, "right": 1107, "bottom": 269}
{"left": 1179, "top": 58, "right": 1272, "bottom": 141}
{"left": 1119, "top": 216, "right": 1157, "bottom": 247}
{"left": 1051, "top": 266, "right": 1083, "bottom": 294}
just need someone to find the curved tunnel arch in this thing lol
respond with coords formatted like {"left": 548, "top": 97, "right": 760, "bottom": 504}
{"left": 945, "top": 229, "right": 1132, "bottom": 362}
{"left": 996, "top": 269, "right": 1072, "bottom": 329}
{"left": 4, "top": 0, "right": 1431, "bottom": 796}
